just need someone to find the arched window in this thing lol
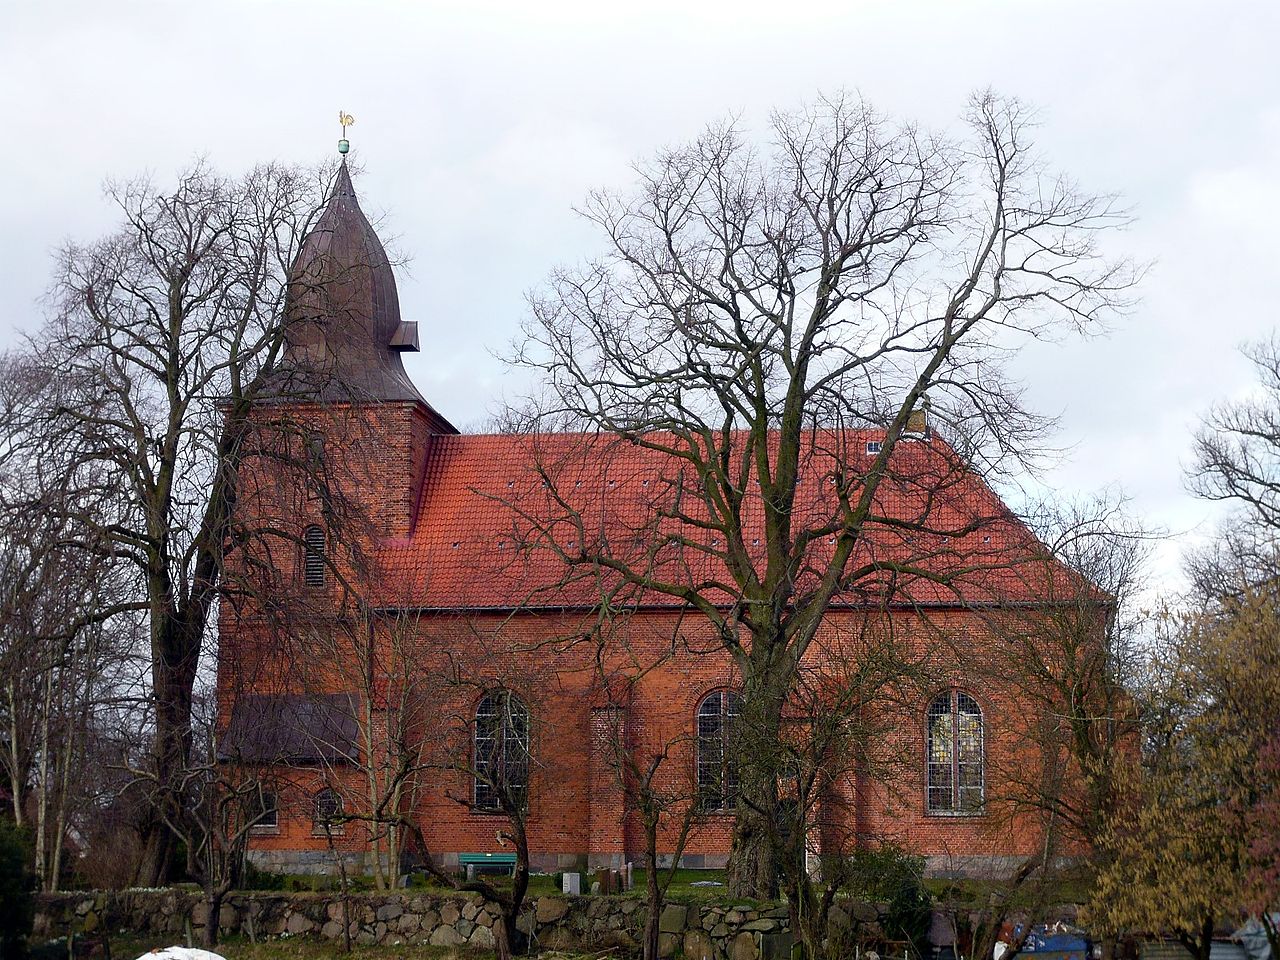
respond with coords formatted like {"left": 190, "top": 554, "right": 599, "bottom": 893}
{"left": 696, "top": 690, "right": 743, "bottom": 811}
{"left": 303, "top": 525, "right": 326, "bottom": 587}
{"left": 927, "top": 691, "right": 984, "bottom": 814}
{"left": 474, "top": 691, "right": 530, "bottom": 811}
{"left": 313, "top": 789, "right": 343, "bottom": 834}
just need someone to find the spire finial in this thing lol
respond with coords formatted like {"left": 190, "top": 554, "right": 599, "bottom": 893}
{"left": 338, "top": 111, "right": 355, "bottom": 155}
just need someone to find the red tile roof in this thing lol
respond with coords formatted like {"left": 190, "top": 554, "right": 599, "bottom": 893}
{"left": 373, "top": 429, "right": 1087, "bottom": 611}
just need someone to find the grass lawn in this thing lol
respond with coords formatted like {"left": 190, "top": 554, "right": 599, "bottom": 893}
{"left": 629, "top": 868, "right": 732, "bottom": 901}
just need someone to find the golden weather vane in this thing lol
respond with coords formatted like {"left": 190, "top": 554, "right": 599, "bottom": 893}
{"left": 337, "top": 111, "right": 355, "bottom": 155}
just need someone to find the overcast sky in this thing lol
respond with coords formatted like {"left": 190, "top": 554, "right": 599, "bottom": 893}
{"left": 2, "top": 0, "right": 1277, "bottom": 594}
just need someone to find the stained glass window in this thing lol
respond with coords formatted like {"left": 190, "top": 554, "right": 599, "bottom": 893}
{"left": 927, "top": 691, "right": 984, "bottom": 814}
{"left": 474, "top": 691, "right": 530, "bottom": 811}
{"left": 697, "top": 691, "right": 743, "bottom": 811}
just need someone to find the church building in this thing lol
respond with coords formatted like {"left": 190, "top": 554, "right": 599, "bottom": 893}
{"left": 217, "top": 159, "right": 1097, "bottom": 881}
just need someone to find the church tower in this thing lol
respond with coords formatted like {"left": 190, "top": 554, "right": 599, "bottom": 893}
{"left": 274, "top": 157, "right": 456, "bottom": 543}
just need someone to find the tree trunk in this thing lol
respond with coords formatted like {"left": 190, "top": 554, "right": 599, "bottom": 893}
{"left": 727, "top": 675, "right": 784, "bottom": 899}
{"left": 1196, "top": 916, "right": 1214, "bottom": 960}
{"left": 202, "top": 888, "right": 225, "bottom": 949}
{"left": 135, "top": 610, "right": 201, "bottom": 886}
{"left": 644, "top": 860, "right": 662, "bottom": 960}
{"left": 495, "top": 910, "right": 517, "bottom": 960}
{"left": 133, "top": 811, "right": 174, "bottom": 887}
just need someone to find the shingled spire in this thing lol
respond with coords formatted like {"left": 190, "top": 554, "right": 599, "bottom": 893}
{"left": 282, "top": 162, "right": 457, "bottom": 431}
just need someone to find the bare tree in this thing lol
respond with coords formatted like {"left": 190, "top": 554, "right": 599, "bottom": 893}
{"left": 506, "top": 90, "right": 1137, "bottom": 896}
{"left": 131, "top": 683, "right": 276, "bottom": 949}
{"left": 1188, "top": 334, "right": 1280, "bottom": 594}
{"left": 581, "top": 622, "right": 712, "bottom": 960}
{"left": 766, "top": 616, "right": 925, "bottom": 960}
{"left": 980, "top": 497, "right": 1149, "bottom": 856}
{"left": 0, "top": 160, "right": 342, "bottom": 884}
{"left": 0, "top": 354, "right": 147, "bottom": 890}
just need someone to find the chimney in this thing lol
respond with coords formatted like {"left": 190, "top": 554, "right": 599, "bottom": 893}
{"left": 905, "top": 395, "right": 931, "bottom": 437}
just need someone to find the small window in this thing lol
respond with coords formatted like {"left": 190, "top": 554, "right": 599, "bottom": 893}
{"left": 249, "top": 789, "right": 279, "bottom": 832}
{"left": 927, "top": 691, "right": 984, "bottom": 815}
{"left": 474, "top": 691, "right": 530, "bottom": 812}
{"left": 697, "top": 690, "right": 744, "bottom": 812}
{"left": 303, "top": 525, "right": 326, "bottom": 587}
{"left": 313, "top": 789, "right": 343, "bottom": 834}
{"left": 866, "top": 441, "right": 882, "bottom": 455}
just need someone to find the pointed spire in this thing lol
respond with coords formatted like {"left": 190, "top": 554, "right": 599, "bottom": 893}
{"left": 331, "top": 160, "right": 357, "bottom": 201}
{"left": 277, "top": 160, "right": 457, "bottom": 433}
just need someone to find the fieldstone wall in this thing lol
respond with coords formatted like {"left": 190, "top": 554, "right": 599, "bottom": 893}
{"left": 36, "top": 889, "right": 796, "bottom": 959}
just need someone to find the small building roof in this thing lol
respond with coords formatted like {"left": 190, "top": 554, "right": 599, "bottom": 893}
{"left": 218, "top": 693, "right": 359, "bottom": 764}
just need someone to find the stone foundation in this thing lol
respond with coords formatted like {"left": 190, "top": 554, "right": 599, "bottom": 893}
{"left": 248, "top": 848, "right": 723, "bottom": 876}
{"left": 36, "top": 889, "right": 796, "bottom": 959}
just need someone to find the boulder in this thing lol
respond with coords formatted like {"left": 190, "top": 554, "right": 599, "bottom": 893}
{"left": 731, "top": 930, "right": 761, "bottom": 960}
{"left": 395, "top": 912, "right": 420, "bottom": 934}
{"left": 684, "top": 928, "right": 716, "bottom": 960}
{"left": 469, "top": 923, "right": 495, "bottom": 949}
{"left": 659, "top": 904, "right": 689, "bottom": 933}
{"left": 285, "top": 911, "right": 313, "bottom": 935}
{"left": 658, "top": 932, "right": 681, "bottom": 957}
{"left": 440, "top": 901, "right": 461, "bottom": 924}
{"left": 849, "top": 901, "right": 879, "bottom": 924}
{"left": 743, "top": 918, "right": 777, "bottom": 932}
{"left": 219, "top": 903, "right": 238, "bottom": 928}
{"left": 429, "top": 923, "right": 465, "bottom": 946}
{"left": 457, "top": 918, "right": 475, "bottom": 938}
{"left": 536, "top": 897, "right": 570, "bottom": 924}
{"left": 376, "top": 902, "right": 402, "bottom": 921}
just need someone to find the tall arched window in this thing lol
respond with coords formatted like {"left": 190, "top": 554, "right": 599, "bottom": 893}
{"left": 474, "top": 691, "right": 530, "bottom": 811}
{"left": 696, "top": 690, "right": 743, "bottom": 811}
{"left": 303, "top": 525, "right": 326, "bottom": 587}
{"left": 927, "top": 691, "right": 984, "bottom": 814}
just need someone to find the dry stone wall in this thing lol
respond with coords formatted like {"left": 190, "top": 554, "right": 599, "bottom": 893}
{"left": 36, "top": 890, "right": 796, "bottom": 959}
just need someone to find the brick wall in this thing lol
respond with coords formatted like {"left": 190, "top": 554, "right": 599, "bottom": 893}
{"left": 217, "top": 399, "right": 1087, "bottom": 878}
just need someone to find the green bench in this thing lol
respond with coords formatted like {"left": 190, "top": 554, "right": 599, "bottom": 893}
{"left": 459, "top": 851, "right": 517, "bottom": 878}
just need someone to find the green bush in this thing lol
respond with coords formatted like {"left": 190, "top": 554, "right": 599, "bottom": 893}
{"left": 240, "top": 860, "right": 286, "bottom": 891}
{"left": 0, "top": 819, "right": 34, "bottom": 959}
{"left": 845, "top": 844, "right": 933, "bottom": 958}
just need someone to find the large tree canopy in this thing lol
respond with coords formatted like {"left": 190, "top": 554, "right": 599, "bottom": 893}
{"left": 511, "top": 91, "right": 1137, "bottom": 897}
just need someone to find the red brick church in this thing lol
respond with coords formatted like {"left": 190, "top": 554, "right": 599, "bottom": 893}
{"left": 217, "top": 161, "right": 1095, "bottom": 881}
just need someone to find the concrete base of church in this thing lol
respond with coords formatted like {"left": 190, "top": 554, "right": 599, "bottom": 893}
{"left": 922, "top": 854, "right": 1075, "bottom": 879}
{"left": 247, "top": 848, "right": 383, "bottom": 876}
{"left": 585, "top": 851, "right": 730, "bottom": 871}
{"left": 248, "top": 848, "right": 737, "bottom": 877}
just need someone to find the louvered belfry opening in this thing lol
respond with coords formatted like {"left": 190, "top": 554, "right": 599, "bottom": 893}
{"left": 303, "top": 524, "right": 326, "bottom": 587}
